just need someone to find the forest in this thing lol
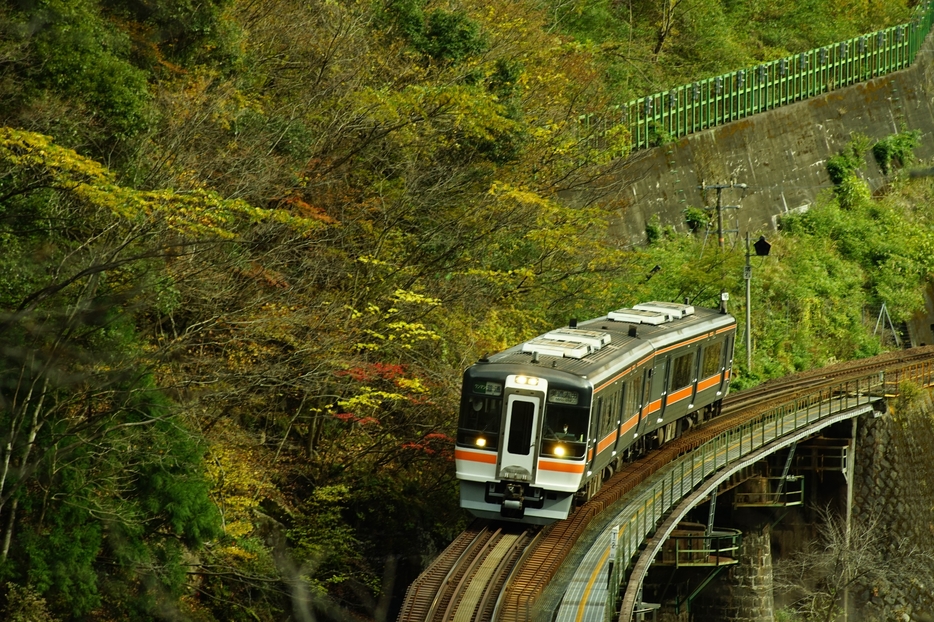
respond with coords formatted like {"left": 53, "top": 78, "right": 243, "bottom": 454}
{"left": 0, "top": 0, "right": 931, "bottom": 620}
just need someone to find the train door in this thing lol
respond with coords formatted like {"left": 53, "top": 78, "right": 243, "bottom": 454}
{"left": 688, "top": 345, "right": 701, "bottom": 407}
{"left": 653, "top": 356, "right": 670, "bottom": 423}
{"left": 588, "top": 396, "right": 603, "bottom": 473}
{"left": 498, "top": 394, "right": 540, "bottom": 481}
{"left": 718, "top": 335, "right": 733, "bottom": 394}
{"left": 635, "top": 367, "right": 652, "bottom": 437}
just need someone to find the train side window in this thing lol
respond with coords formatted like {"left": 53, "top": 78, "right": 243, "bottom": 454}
{"left": 671, "top": 352, "right": 695, "bottom": 390}
{"left": 599, "top": 395, "right": 608, "bottom": 436}
{"left": 595, "top": 397, "right": 604, "bottom": 437}
{"left": 604, "top": 392, "right": 618, "bottom": 436}
{"left": 617, "top": 383, "right": 626, "bottom": 425}
{"left": 596, "top": 397, "right": 604, "bottom": 437}
{"left": 626, "top": 380, "right": 640, "bottom": 418}
{"left": 702, "top": 342, "right": 723, "bottom": 377}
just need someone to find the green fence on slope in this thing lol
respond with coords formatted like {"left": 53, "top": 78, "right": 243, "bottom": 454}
{"left": 586, "top": 0, "right": 934, "bottom": 156}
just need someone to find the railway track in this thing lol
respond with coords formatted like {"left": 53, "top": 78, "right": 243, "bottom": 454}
{"left": 397, "top": 521, "right": 539, "bottom": 622}
{"left": 398, "top": 347, "right": 934, "bottom": 622}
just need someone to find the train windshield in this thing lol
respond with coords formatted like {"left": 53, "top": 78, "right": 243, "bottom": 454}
{"left": 540, "top": 403, "right": 588, "bottom": 458}
{"left": 457, "top": 392, "right": 502, "bottom": 451}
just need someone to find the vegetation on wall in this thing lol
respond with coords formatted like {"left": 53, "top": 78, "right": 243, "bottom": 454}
{"left": 873, "top": 128, "right": 922, "bottom": 175}
{"left": 648, "top": 132, "right": 933, "bottom": 387}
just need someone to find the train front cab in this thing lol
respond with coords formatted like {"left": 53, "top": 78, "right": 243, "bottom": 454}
{"left": 455, "top": 367, "right": 591, "bottom": 524}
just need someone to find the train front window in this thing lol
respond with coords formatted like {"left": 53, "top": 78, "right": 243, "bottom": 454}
{"left": 507, "top": 401, "right": 534, "bottom": 455}
{"left": 541, "top": 403, "right": 588, "bottom": 458}
{"left": 457, "top": 393, "right": 502, "bottom": 450}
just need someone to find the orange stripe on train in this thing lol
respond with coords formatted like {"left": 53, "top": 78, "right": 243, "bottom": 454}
{"left": 538, "top": 460, "right": 586, "bottom": 473}
{"left": 621, "top": 414, "right": 639, "bottom": 434}
{"left": 596, "top": 413, "right": 642, "bottom": 455}
{"left": 697, "top": 374, "right": 721, "bottom": 391}
{"left": 666, "top": 385, "right": 693, "bottom": 405}
{"left": 454, "top": 449, "right": 497, "bottom": 464}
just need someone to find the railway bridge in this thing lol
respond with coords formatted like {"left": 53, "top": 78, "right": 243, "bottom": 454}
{"left": 397, "top": 349, "right": 934, "bottom": 622}
{"left": 557, "top": 377, "right": 882, "bottom": 622}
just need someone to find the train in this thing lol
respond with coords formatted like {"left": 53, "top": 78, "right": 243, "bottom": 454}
{"left": 454, "top": 301, "right": 737, "bottom": 525}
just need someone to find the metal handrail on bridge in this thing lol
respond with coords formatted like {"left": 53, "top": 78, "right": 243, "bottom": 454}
{"left": 655, "top": 527, "right": 742, "bottom": 568}
{"left": 606, "top": 371, "right": 888, "bottom": 621}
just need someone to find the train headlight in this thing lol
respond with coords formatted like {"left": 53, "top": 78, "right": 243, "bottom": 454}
{"left": 554, "top": 444, "right": 566, "bottom": 457}
{"left": 515, "top": 375, "right": 540, "bottom": 386}
{"left": 476, "top": 437, "right": 487, "bottom": 448}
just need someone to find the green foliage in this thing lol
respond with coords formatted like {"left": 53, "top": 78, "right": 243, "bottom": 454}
{"left": 0, "top": 129, "right": 252, "bottom": 619}
{"left": 683, "top": 206, "right": 710, "bottom": 231}
{"left": 289, "top": 486, "right": 374, "bottom": 608}
{"left": 379, "top": 0, "right": 427, "bottom": 44}
{"left": 872, "top": 129, "right": 921, "bottom": 175}
{"left": 540, "top": 0, "right": 910, "bottom": 99}
{"left": 7, "top": 0, "right": 151, "bottom": 137}
{"left": 3, "top": 378, "right": 221, "bottom": 617}
{"left": 825, "top": 134, "right": 873, "bottom": 208}
{"left": 420, "top": 9, "right": 487, "bottom": 62}
{"left": 647, "top": 122, "right": 673, "bottom": 147}
{"left": 380, "top": 0, "right": 487, "bottom": 63}
{"left": 549, "top": 0, "right": 619, "bottom": 43}
{"left": 17, "top": 513, "right": 102, "bottom": 616}
{"left": 1, "top": 584, "right": 59, "bottom": 622}
{"left": 631, "top": 172, "right": 934, "bottom": 385}
{"left": 775, "top": 607, "right": 803, "bottom": 622}
{"left": 826, "top": 134, "right": 871, "bottom": 185}
{"left": 780, "top": 187, "right": 934, "bottom": 324}
{"left": 832, "top": 174, "right": 872, "bottom": 210}
{"left": 894, "top": 380, "right": 924, "bottom": 414}
{"left": 100, "top": 0, "right": 236, "bottom": 65}
{"left": 645, "top": 214, "right": 676, "bottom": 244}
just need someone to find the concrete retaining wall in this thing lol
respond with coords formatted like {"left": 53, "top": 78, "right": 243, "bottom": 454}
{"left": 581, "top": 37, "right": 934, "bottom": 245}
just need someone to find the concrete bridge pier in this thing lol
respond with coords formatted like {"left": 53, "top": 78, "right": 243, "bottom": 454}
{"left": 691, "top": 511, "right": 775, "bottom": 622}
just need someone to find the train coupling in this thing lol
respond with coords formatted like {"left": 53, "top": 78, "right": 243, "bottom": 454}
{"left": 485, "top": 481, "right": 546, "bottom": 519}
{"left": 501, "top": 483, "right": 526, "bottom": 519}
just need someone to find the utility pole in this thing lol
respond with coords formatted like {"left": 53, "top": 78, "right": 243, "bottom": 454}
{"left": 699, "top": 182, "right": 747, "bottom": 248}
{"left": 745, "top": 233, "right": 771, "bottom": 370}
{"left": 745, "top": 232, "right": 752, "bottom": 367}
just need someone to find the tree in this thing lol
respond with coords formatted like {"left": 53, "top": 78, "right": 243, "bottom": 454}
{"left": 0, "top": 127, "right": 323, "bottom": 617}
{"left": 0, "top": 0, "right": 151, "bottom": 141}
{"left": 774, "top": 506, "right": 934, "bottom": 622}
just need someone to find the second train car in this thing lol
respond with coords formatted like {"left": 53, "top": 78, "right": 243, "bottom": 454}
{"left": 455, "top": 301, "right": 736, "bottom": 524}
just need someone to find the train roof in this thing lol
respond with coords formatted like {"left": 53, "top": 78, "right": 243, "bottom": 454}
{"left": 471, "top": 303, "right": 735, "bottom": 385}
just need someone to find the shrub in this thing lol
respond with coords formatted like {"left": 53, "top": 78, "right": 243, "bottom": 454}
{"left": 826, "top": 134, "right": 871, "bottom": 185}
{"left": 872, "top": 129, "right": 921, "bottom": 175}
{"left": 683, "top": 206, "right": 710, "bottom": 231}
{"left": 1, "top": 584, "right": 59, "bottom": 622}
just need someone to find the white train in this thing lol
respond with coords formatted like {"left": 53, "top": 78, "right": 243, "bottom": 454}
{"left": 455, "top": 301, "right": 736, "bottom": 524}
